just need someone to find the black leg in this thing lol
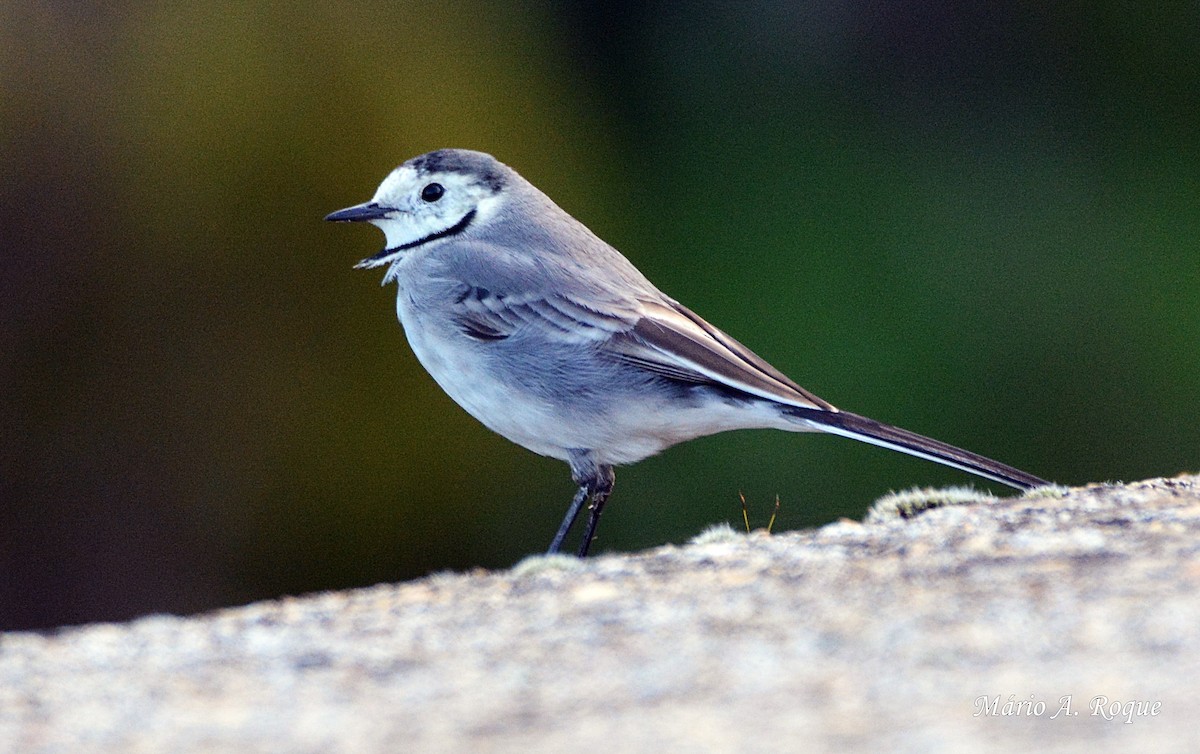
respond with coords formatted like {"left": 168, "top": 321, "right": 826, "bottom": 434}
{"left": 547, "top": 484, "right": 589, "bottom": 554}
{"left": 576, "top": 465, "right": 615, "bottom": 558}
{"left": 549, "top": 454, "right": 617, "bottom": 557}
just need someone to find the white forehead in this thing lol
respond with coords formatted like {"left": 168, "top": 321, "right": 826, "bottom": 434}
{"left": 371, "top": 166, "right": 420, "bottom": 202}
{"left": 365, "top": 162, "right": 507, "bottom": 233}
{"left": 370, "top": 165, "right": 493, "bottom": 204}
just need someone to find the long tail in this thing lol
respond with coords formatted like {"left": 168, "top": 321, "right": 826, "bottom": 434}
{"left": 783, "top": 406, "right": 1047, "bottom": 490}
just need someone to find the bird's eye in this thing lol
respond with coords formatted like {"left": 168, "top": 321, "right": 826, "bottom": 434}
{"left": 420, "top": 183, "right": 445, "bottom": 202}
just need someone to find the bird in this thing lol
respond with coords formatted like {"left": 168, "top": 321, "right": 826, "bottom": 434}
{"left": 326, "top": 149, "right": 1047, "bottom": 557}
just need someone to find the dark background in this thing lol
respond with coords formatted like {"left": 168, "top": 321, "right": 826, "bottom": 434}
{"left": 3, "top": 1, "right": 1197, "bottom": 631}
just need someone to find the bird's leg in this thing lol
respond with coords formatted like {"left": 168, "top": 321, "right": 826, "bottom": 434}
{"left": 549, "top": 454, "right": 616, "bottom": 557}
{"left": 547, "top": 484, "right": 589, "bottom": 554}
{"left": 576, "top": 464, "right": 615, "bottom": 558}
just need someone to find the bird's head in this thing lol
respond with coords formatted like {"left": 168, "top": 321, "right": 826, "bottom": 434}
{"left": 326, "top": 149, "right": 509, "bottom": 271}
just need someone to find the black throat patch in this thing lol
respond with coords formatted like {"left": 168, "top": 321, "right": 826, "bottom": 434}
{"left": 358, "top": 209, "right": 477, "bottom": 265}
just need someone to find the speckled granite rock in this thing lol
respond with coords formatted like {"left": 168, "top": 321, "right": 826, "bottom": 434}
{"left": 3, "top": 476, "right": 1199, "bottom": 753}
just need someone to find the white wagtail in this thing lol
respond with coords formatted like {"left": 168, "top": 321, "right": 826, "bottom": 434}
{"left": 327, "top": 149, "right": 1047, "bottom": 556}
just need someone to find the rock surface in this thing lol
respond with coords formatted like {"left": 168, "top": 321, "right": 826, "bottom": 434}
{"left": 3, "top": 476, "right": 1199, "bottom": 753}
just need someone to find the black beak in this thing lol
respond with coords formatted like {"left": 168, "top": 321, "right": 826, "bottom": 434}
{"left": 324, "top": 202, "right": 394, "bottom": 223}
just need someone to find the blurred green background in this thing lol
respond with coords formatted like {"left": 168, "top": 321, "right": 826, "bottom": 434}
{"left": 2, "top": 1, "right": 1197, "bottom": 631}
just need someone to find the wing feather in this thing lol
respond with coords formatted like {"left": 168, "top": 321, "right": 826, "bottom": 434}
{"left": 609, "top": 301, "right": 834, "bottom": 410}
{"left": 448, "top": 285, "right": 638, "bottom": 344}
{"left": 443, "top": 269, "right": 831, "bottom": 411}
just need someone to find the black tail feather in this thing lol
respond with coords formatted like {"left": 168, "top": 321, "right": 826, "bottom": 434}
{"left": 783, "top": 407, "right": 1048, "bottom": 490}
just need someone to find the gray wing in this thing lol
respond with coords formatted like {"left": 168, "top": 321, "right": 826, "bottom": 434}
{"left": 609, "top": 300, "right": 835, "bottom": 411}
{"left": 438, "top": 270, "right": 831, "bottom": 412}
{"left": 428, "top": 239, "right": 832, "bottom": 410}
{"left": 422, "top": 239, "right": 645, "bottom": 343}
{"left": 449, "top": 285, "right": 638, "bottom": 343}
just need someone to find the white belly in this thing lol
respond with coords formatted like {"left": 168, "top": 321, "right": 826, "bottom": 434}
{"left": 396, "top": 297, "right": 578, "bottom": 460}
